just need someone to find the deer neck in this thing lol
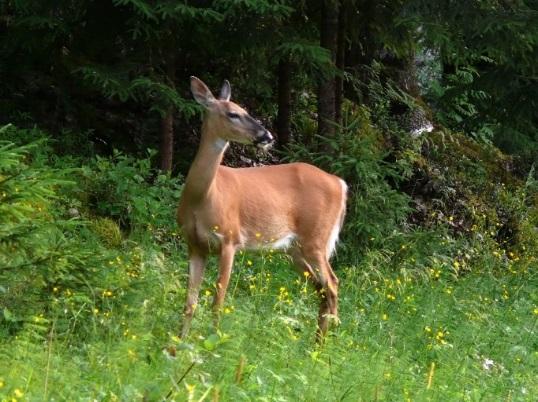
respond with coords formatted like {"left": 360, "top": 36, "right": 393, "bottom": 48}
{"left": 183, "top": 116, "right": 228, "bottom": 200}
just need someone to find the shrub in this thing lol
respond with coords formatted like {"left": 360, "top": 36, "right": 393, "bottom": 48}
{"left": 0, "top": 126, "right": 186, "bottom": 341}
{"left": 285, "top": 104, "right": 413, "bottom": 262}
{"left": 91, "top": 217, "right": 123, "bottom": 247}
{"left": 80, "top": 150, "right": 183, "bottom": 238}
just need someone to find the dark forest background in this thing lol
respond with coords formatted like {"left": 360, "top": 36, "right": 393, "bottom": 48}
{"left": 1, "top": 0, "right": 537, "bottom": 172}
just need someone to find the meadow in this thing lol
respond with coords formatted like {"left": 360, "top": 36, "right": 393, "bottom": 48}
{"left": 0, "top": 125, "right": 537, "bottom": 401}
{"left": 1, "top": 244, "right": 537, "bottom": 401}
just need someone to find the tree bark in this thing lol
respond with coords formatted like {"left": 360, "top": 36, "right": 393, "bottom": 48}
{"left": 276, "top": 58, "right": 292, "bottom": 148}
{"left": 334, "top": 2, "right": 346, "bottom": 126}
{"left": 159, "top": 54, "right": 176, "bottom": 172}
{"left": 318, "top": 0, "right": 340, "bottom": 140}
{"left": 160, "top": 106, "right": 174, "bottom": 172}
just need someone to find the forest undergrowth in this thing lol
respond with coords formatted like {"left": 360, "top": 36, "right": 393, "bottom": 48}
{"left": 0, "top": 117, "right": 537, "bottom": 401}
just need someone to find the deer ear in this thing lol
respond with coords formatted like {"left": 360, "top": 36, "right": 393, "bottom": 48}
{"left": 219, "top": 80, "right": 231, "bottom": 101}
{"left": 190, "top": 76, "right": 216, "bottom": 107}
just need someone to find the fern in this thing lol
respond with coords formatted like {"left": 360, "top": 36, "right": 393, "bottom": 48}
{"left": 112, "top": 0, "right": 157, "bottom": 20}
{"left": 156, "top": 3, "right": 224, "bottom": 21}
{"left": 276, "top": 41, "right": 333, "bottom": 75}
{"left": 76, "top": 66, "right": 199, "bottom": 118}
{"left": 215, "top": 0, "right": 294, "bottom": 17}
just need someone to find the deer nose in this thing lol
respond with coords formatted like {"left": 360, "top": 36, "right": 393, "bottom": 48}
{"left": 254, "top": 130, "right": 274, "bottom": 148}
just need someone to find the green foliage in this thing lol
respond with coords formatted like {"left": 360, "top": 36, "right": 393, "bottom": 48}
{"left": 1, "top": 0, "right": 536, "bottom": 164}
{"left": 81, "top": 149, "right": 183, "bottom": 236}
{"left": 0, "top": 134, "right": 106, "bottom": 334}
{"left": 1, "top": 116, "right": 538, "bottom": 400}
{"left": 1, "top": 229, "right": 537, "bottom": 400}
{"left": 276, "top": 40, "right": 333, "bottom": 76}
{"left": 286, "top": 104, "right": 413, "bottom": 260}
{"left": 75, "top": 65, "right": 200, "bottom": 118}
{"left": 407, "top": 0, "right": 538, "bottom": 155}
{"left": 0, "top": 139, "right": 64, "bottom": 273}
{"left": 428, "top": 66, "right": 495, "bottom": 142}
{"left": 0, "top": 126, "right": 184, "bottom": 344}
{"left": 90, "top": 217, "right": 123, "bottom": 248}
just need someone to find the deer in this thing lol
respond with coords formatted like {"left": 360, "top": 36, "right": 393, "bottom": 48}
{"left": 177, "top": 76, "right": 347, "bottom": 341}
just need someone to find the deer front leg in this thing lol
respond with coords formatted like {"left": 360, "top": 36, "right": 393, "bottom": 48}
{"left": 212, "top": 243, "right": 236, "bottom": 327}
{"left": 180, "top": 252, "right": 207, "bottom": 338}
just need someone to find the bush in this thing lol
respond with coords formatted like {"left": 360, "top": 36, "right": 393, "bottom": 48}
{"left": 80, "top": 150, "right": 183, "bottom": 238}
{"left": 0, "top": 126, "right": 186, "bottom": 341}
{"left": 285, "top": 104, "right": 413, "bottom": 262}
{"left": 0, "top": 137, "right": 105, "bottom": 335}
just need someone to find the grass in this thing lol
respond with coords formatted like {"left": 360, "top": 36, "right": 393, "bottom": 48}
{"left": 1, "top": 246, "right": 536, "bottom": 402}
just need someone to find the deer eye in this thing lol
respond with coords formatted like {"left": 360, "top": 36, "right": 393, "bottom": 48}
{"left": 227, "top": 112, "right": 241, "bottom": 120}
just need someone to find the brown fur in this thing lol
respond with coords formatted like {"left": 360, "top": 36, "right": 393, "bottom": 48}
{"left": 178, "top": 77, "right": 347, "bottom": 341}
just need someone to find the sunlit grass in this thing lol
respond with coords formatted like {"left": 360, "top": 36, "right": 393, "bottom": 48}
{"left": 1, "top": 244, "right": 536, "bottom": 401}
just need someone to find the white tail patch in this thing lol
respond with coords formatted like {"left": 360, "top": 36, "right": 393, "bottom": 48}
{"left": 326, "top": 179, "right": 348, "bottom": 257}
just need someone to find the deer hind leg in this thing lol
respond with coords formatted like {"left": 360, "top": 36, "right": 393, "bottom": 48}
{"left": 181, "top": 251, "right": 208, "bottom": 338}
{"left": 291, "top": 249, "right": 321, "bottom": 290}
{"left": 315, "top": 255, "right": 339, "bottom": 340}
{"left": 324, "top": 259, "right": 339, "bottom": 318}
{"left": 212, "top": 243, "right": 236, "bottom": 326}
{"left": 292, "top": 247, "right": 339, "bottom": 341}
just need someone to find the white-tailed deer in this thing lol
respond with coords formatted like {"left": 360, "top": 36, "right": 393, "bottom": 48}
{"left": 178, "top": 77, "right": 347, "bottom": 340}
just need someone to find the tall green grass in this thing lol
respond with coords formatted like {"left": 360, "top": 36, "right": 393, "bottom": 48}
{"left": 1, "top": 124, "right": 536, "bottom": 401}
{"left": 1, "top": 249, "right": 536, "bottom": 401}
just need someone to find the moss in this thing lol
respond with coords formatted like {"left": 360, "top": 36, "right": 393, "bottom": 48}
{"left": 427, "top": 130, "right": 521, "bottom": 188}
{"left": 405, "top": 128, "right": 534, "bottom": 253}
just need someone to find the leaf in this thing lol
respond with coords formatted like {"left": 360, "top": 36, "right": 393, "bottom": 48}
{"left": 3, "top": 308, "right": 14, "bottom": 322}
{"left": 203, "top": 333, "right": 221, "bottom": 351}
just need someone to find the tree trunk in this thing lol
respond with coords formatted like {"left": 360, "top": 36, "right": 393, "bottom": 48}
{"left": 318, "top": 0, "right": 339, "bottom": 140}
{"left": 159, "top": 54, "right": 176, "bottom": 172}
{"left": 276, "top": 58, "right": 292, "bottom": 148}
{"left": 160, "top": 106, "right": 174, "bottom": 172}
{"left": 334, "top": 2, "right": 346, "bottom": 126}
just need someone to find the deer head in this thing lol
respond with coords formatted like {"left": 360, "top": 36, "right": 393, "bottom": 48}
{"left": 190, "top": 76, "right": 274, "bottom": 149}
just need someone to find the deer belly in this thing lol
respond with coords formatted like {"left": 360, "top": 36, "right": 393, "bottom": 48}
{"left": 240, "top": 231, "right": 297, "bottom": 251}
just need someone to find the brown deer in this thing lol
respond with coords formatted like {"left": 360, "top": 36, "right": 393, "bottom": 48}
{"left": 178, "top": 77, "right": 347, "bottom": 340}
